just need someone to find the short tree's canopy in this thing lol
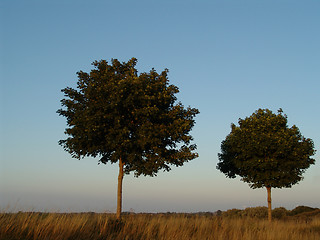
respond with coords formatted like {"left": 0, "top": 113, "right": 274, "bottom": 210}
{"left": 57, "top": 58, "right": 199, "bottom": 176}
{"left": 217, "top": 109, "right": 315, "bottom": 189}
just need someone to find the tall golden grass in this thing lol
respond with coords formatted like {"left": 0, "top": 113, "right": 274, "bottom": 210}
{"left": 1, "top": 212, "right": 320, "bottom": 240}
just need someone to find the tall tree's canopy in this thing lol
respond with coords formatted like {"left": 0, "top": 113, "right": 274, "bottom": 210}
{"left": 57, "top": 58, "right": 199, "bottom": 176}
{"left": 217, "top": 109, "right": 315, "bottom": 189}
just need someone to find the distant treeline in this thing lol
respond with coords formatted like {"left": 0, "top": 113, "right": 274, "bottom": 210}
{"left": 193, "top": 206, "right": 320, "bottom": 220}
{"left": 118, "top": 205, "right": 320, "bottom": 220}
{"left": 13, "top": 205, "right": 319, "bottom": 220}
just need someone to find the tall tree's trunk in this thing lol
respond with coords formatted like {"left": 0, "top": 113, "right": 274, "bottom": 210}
{"left": 266, "top": 186, "right": 272, "bottom": 222}
{"left": 116, "top": 157, "right": 124, "bottom": 219}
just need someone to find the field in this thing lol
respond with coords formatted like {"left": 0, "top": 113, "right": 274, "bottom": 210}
{"left": 1, "top": 208, "right": 320, "bottom": 240}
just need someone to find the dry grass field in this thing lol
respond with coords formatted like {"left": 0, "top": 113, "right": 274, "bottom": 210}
{"left": 1, "top": 209, "right": 320, "bottom": 240}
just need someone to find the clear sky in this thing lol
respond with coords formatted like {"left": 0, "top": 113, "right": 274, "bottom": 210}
{"left": 1, "top": 0, "right": 319, "bottom": 213}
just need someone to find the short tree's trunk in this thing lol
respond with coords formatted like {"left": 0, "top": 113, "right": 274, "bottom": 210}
{"left": 266, "top": 186, "right": 272, "bottom": 222}
{"left": 116, "top": 157, "right": 124, "bottom": 219}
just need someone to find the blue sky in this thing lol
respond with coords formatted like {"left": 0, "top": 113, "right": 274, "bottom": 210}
{"left": 1, "top": 0, "right": 319, "bottom": 213}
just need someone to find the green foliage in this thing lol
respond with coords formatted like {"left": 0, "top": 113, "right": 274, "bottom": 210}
{"left": 220, "top": 206, "right": 316, "bottom": 220}
{"left": 57, "top": 58, "right": 199, "bottom": 176}
{"left": 222, "top": 208, "right": 243, "bottom": 218}
{"left": 222, "top": 207, "right": 268, "bottom": 219}
{"left": 243, "top": 207, "right": 268, "bottom": 219}
{"left": 290, "top": 206, "right": 318, "bottom": 216}
{"left": 272, "top": 207, "right": 289, "bottom": 219}
{"left": 217, "top": 108, "right": 315, "bottom": 189}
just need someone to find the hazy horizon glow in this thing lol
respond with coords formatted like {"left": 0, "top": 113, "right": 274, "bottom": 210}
{"left": 1, "top": 0, "right": 319, "bottom": 213}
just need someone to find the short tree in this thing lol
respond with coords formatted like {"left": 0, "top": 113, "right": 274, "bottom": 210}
{"left": 217, "top": 108, "right": 315, "bottom": 222}
{"left": 57, "top": 58, "right": 199, "bottom": 218}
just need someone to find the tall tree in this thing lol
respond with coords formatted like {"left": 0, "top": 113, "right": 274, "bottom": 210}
{"left": 217, "top": 108, "right": 315, "bottom": 222}
{"left": 57, "top": 58, "right": 199, "bottom": 218}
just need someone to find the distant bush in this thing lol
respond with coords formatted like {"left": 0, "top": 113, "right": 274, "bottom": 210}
{"left": 272, "top": 207, "right": 289, "bottom": 219}
{"left": 215, "top": 210, "right": 222, "bottom": 216}
{"left": 222, "top": 207, "right": 268, "bottom": 219}
{"left": 221, "top": 206, "right": 320, "bottom": 220}
{"left": 242, "top": 207, "right": 268, "bottom": 219}
{"left": 290, "top": 206, "right": 318, "bottom": 216}
{"left": 222, "top": 208, "right": 243, "bottom": 218}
